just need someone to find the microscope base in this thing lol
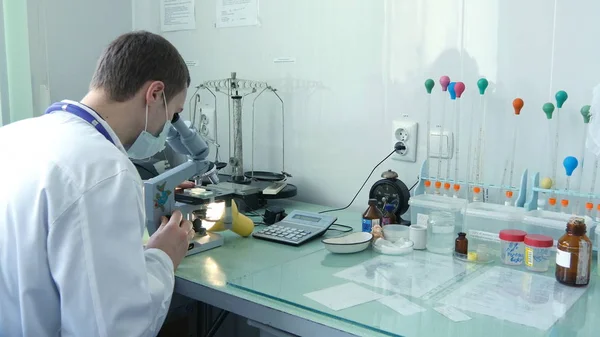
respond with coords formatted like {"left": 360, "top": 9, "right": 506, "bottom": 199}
{"left": 186, "top": 232, "right": 224, "bottom": 256}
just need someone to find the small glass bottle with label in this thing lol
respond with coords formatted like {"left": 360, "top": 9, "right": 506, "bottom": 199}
{"left": 454, "top": 232, "right": 468, "bottom": 259}
{"left": 556, "top": 217, "right": 593, "bottom": 287}
{"left": 362, "top": 199, "right": 383, "bottom": 233}
{"left": 382, "top": 204, "right": 396, "bottom": 226}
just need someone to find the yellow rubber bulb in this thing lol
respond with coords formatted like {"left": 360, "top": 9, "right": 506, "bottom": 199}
{"left": 209, "top": 200, "right": 255, "bottom": 237}
{"left": 540, "top": 177, "right": 553, "bottom": 189}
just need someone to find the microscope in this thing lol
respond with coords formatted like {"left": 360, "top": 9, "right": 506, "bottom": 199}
{"left": 143, "top": 113, "right": 228, "bottom": 256}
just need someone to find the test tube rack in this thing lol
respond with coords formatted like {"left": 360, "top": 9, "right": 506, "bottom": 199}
{"left": 414, "top": 158, "right": 528, "bottom": 207}
{"left": 524, "top": 171, "right": 600, "bottom": 212}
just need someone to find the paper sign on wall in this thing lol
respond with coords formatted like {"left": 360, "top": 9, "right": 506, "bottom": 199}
{"left": 160, "top": 0, "right": 196, "bottom": 32}
{"left": 216, "top": 0, "right": 259, "bottom": 28}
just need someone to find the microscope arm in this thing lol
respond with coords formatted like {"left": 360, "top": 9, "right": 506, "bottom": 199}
{"left": 143, "top": 113, "right": 218, "bottom": 235}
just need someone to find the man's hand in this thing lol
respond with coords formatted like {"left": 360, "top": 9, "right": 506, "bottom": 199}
{"left": 146, "top": 210, "right": 194, "bottom": 270}
{"left": 175, "top": 180, "right": 195, "bottom": 194}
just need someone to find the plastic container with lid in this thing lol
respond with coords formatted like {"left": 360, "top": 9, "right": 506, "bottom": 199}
{"left": 499, "top": 229, "right": 527, "bottom": 265}
{"left": 524, "top": 234, "right": 554, "bottom": 272}
{"left": 462, "top": 202, "right": 527, "bottom": 257}
{"left": 408, "top": 194, "right": 466, "bottom": 230}
{"left": 521, "top": 210, "right": 596, "bottom": 249}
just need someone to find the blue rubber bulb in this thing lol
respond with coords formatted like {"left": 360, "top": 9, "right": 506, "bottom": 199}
{"left": 448, "top": 82, "right": 457, "bottom": 100}
{"left": 563, "top": 156, "right": 579, "bottom": 177}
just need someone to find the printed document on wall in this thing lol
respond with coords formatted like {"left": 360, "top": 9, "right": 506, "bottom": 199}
{"left": 216, "top": 0, "right": 259, "bottom": 28}
{"left": 160, "top": 0, "right": 196, "bottom": 32}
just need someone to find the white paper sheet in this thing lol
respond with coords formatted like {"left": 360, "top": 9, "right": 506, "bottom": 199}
{"left": 303, "top": 282, "right": 384, "bottom": 311}
{"left": 378, "top": 295, "right": 426, "bottom": 316}
{"left": 434, "top": 305, "right": 472, "bottom": 322}
{"left": 334, "top": 253, "right": 473, "bottom": 299}
{"left": 216, "top": 0, "right": 259, "bottom": 28}
{"left": 439, "top": 266, "right": 587, "bottom": 331}
{"left": 160, "top": 0, "right": 196, "bottom": 32}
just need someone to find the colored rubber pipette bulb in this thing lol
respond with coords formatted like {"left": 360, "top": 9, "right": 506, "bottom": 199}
{"left": 555, "top": 90, "right": 568, "bottom": 109}
{"left": 453, "top": 183, "right": 461, "bottom": 198}
{"left": 596, "top": 204, "right": 600, "bottom": 222}
{"left": 477, "top": 78, "right": 489, "bottom": 95}
{"left": 564, "top": 156, "right": 579, "bottom": 177}
{"left": 513, "top": 98, "right": 524, "bottom": 115}
{"left": 543, "top": 103, "right": 555, "bottom": 119}
{"left": 455, "top": 82, "right": 466, "bottom": 98}
{"left": 448, "top": 82, "right": 457, "bottom": 100}
{"left": 440, "top": 76, "right": 450, "bottom": 91}
{"left": 581, "top": 105, "right": 591, "bottom": 123}
{"left": 425, "top": 79, "right": 435, "bottom": 94}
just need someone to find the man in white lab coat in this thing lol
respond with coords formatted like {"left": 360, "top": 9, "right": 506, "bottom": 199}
{"left": 0, "top": 31, "right": 199, "bottom": 336}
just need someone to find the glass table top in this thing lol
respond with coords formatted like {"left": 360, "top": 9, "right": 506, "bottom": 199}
{"left": 228, "top": 248, "right": 599, "bottom": 337}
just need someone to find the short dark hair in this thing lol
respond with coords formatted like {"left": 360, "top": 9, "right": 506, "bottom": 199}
{"left": 90, "top": 31, "right": 191, "bottom": 102}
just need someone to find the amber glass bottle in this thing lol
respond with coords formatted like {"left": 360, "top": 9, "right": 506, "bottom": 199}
{"left": 556, "top": 217, "right": 592, "bottom": 286}
{"left": 455, "top": 232, "right": 468, "bottom": 257}
{"left": 362, "top": 199, "right": 383, "bottom": 232}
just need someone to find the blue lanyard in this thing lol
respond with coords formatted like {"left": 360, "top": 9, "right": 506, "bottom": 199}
{"left": 45, "top": 102, "right": 114, "bottom": 145}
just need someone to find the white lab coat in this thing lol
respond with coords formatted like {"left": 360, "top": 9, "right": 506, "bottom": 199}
{"left": 0, "top": 101, "right": 174, "bottom": 337}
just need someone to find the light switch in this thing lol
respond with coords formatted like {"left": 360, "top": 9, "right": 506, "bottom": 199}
{"left": 429, "top": 131, "right": 453, "bottom": 159}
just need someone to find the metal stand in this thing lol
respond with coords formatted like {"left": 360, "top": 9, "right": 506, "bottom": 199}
{"left": 197, "top": 72, "right": 288, "bottom": 183}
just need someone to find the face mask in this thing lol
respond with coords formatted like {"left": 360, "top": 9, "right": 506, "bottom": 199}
{"left": 127, "top": 93, "right": 171, "bottom": 160}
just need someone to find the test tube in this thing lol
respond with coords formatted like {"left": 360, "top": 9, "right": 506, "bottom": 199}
{"left": 560, "top": 199, "right": 569, "bottom": 214}
{"left": 548, "top": 198, "right": 557, "bottom": 212}
{"left": 585, "top": 202, "right": 593, "bottom": 219}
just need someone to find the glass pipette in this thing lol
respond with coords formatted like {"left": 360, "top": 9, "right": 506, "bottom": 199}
{"left": 424, "top": 79, "right": 435, "bottom": 194}
{"left": 436, "top": 75, "right": 451, "bottom": 195}
{"left": 551, "top": 91, "right": 568, "bottom": 200}
{"left": 445, "top": 82, "right": 457, "bottom": 196}
{"left": 473, "top": 78, "right": 489, "bottom": 202}
{"left": 452, "top": 82, "right": 466, "bottom": 198}
{"left": 575, "top": 105, "right": 591, "bottom": 212}
{"left": 505, "top": 98, "right": 524, "bottom": 206}
{"left": 542, "top": 102, "right": 556, "bottom": 209}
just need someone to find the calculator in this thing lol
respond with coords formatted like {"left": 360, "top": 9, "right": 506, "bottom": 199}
{"left": 253, "top": 210, "right": 337, "bottom": 246}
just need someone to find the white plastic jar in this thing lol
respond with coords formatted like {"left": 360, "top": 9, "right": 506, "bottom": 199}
{"left": 499, "top": 229, "right": 527, "bottom": 265}
{"left": 524, "top": 234, "right": 554, "bottom": 272}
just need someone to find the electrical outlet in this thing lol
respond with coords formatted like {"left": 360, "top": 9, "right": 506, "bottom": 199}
{"left": 392, "top": 120, "right": 418, "bottom": 162}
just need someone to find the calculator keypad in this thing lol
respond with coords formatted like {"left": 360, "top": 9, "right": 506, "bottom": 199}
{"left": 255, "top": 224, "right": 313, "bottom": 243}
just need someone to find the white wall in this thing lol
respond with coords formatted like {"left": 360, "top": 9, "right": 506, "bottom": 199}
{"left": 26, "top": 0, "right": 133, "bottom": 113}
{"left": 133, "top": 0, "right": 600, "bottom": 216}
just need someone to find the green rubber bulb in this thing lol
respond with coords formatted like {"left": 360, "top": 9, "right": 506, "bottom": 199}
{"left": 581, "top": 105, "right": 591, "bottom": 123}
{"left": 477, "top": 78, "right": 489, "bottom": 95}
{"left": 424, "top": 79, "right": 435, "bottom": 94}
{"left": 543, "top": 102, "right": 555, "bottom": 119}
{"left": 555, "top": 90, "right": 568, "bottom": 108}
